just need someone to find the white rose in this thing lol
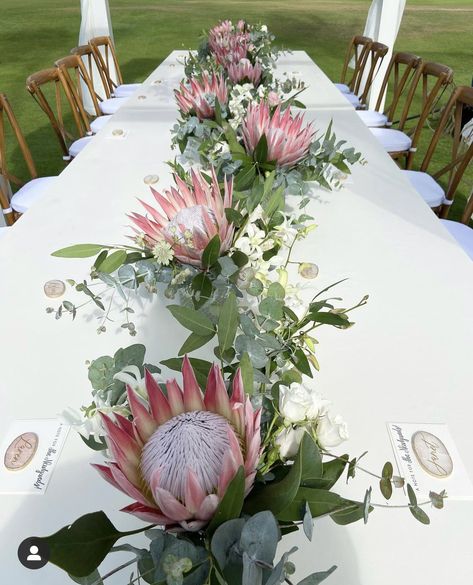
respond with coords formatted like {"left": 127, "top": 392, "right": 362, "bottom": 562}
{"left": 261, "top": 25, "right": 268, "bottom": 33}
{"left": 279, "top": 383, "right": 331, "bottom": 424}
{"left": 275, "top": 426, "right": 305, "bottom": 459}
{"left": 316, "top": 413, "right": 349, "bottom": 450}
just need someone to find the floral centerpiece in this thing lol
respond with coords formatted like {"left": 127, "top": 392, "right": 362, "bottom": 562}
{"left": 40, "top": 20, "right": 445, "bottom": 585}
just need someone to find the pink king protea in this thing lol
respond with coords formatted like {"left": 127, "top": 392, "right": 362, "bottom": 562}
{"left": 241, "top": 102, "right": 316, "bottom": 168}
{"left": 129, "top": 167, "right": 234, "bottom": 267}
{"left": 227, "top": 58, "right": 263, "bottom": 86}
{"left": 175, "top": 73, "right": 228, "bottom": 120}
{"left": 208, "top": 20, "right": 250, "bottom": 66}
{"left": 93, "top": 357, "right": 261, "bottom": 531}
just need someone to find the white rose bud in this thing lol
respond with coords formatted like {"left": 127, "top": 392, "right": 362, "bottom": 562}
{"left": 298, "top": 262, "right": 319, "bottom": 279}
{"left": 275, "top": 426, "right": 305, "bottom": 459}
{"left": 279, "top": 383, "right": 331, "bottom": 424}
{"left": 316, "top": 413, "right": 349, "bottom": 450}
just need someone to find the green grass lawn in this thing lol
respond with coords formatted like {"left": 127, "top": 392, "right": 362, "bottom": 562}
{"left": 0, "top": 0, "right": 471, "bottom": 220}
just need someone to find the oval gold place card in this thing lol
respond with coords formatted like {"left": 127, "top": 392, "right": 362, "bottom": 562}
{"left": 143, "top": 174, "right": 159, "bottom": 185}
{"left": 4, "top": 433, "right": 39, "bottom": 471}
{"left": 411, "top": 430, "right": 453, "bottom": 478}
{"left": 44, "top": 279, "right": 65, "bottom": 298}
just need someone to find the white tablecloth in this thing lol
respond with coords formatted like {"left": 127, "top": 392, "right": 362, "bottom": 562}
{"left": 1, "top": 51, "right": 472, "bottom": 584}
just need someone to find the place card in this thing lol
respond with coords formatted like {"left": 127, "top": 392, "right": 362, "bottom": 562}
{"left": 387, "top": 422, "right": 473, "bottom": 500}
{"left": 0, "top": 420, "right": 69, "bottom": 495}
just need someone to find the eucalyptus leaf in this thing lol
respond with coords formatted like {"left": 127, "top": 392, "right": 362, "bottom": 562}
{"left": 179, "top": 331, "right": 215, "bottom": 355}
{"left": 297, "top": 565, "right": 337, "bottom": 584}
{"left": 302, "top": 502, "right": 313, "bottom": 541}
{"left": 97, "top": 250, "right": 127, "bottom": 274}
{"left": 218, "top": 292, "right": 238, "bottom": 352}
{"left": 168, "top": 305, "right": 215, "bottom": 336}
{"left": 52, "top": 243, "right": 105, "bottom": 258}
{"left": 202, "top": 235, "right": 221, "bottom": 269}
{"left": 207, "top": 467, "right": 245, "bottom": 535}
{"left": 41, "top": 511, "right": 151, "bottom": 578}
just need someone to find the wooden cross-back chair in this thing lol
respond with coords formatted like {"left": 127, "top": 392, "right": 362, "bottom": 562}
{"left": 26, "top": 67, "right": 92, "bottom": 160}
{"left": 338, "top": 35, "right": 373, "bottom": 94}
{"left": 357, "top": 41, "right": 390, "bottom": 106}
{"left": 376, "top": 52, "right": 423, "bottom": 124}
{"left": 417, "top": 86, "right": 473, "bottom": 216}
{"left": 89, "top": 36, "right": 124, "bottom": 96}
{"left": 71, "top": 43, "right": 132, "bottom": 117}
{"left": 0, "top": 93, "right": 36, "bottom": 224}
{"left": 370, "top": 61, "right": 454, "bottom": 169}
{"left": 71, "top": 44, "right": 112, "bottom": 101}
{"left": 0, "top": 93, "right": 57, "bottom": 224}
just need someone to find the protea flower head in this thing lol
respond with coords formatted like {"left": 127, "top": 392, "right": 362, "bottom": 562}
{"left": 241, "top": 102, "right": 316, "bottom": 168}
{"left": 208, "top": 20, "right": 248, "bottom": 54}
{"left": 212, "top": 37, "right": 249, "bottom": 67}
{"left": 129, "top": 167, "right": 234, "bottom": 267}
{"left": 93, "top": 357, "right": 262, "bottom": 531}
{"left": 175, "top": 73, "right": 228, "bottom": 120}
{"left": 227, "top": 58, "right": 263, "bottom": 86}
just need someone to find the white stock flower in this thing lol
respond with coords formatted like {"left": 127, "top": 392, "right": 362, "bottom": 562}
{"left": 279, "top": 382, "right": 330, "bottom": 424}
{"left": 316, "top": 413, "right": 349, "bottom": 450}
{"left": 275, "top": 426, "right": 305, "bottom": 459}
{"left": 152, "top": 240, "right": 174, "bottom": 265}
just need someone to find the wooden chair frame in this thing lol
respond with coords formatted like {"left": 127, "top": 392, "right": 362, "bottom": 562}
{"left": 26, "top": 67, "right": 89, "bottom": 160}
{"left": 55, "top": 54, "right": 101, "bottom": 124}
{"left": 357, "top": 41, "right": 390, "bottom": 106}
{"left": 71, "top": 44, "right": 112, "bottom": 101}
{"left": 388, "top": 61, "right": 454, "bottom": 168}
{"left": 340, "top": 35, "right": 373, "bottom": 94}
{"left": 0, "top": 93, "right": 38, "bottom": 224}
{"left": 373, "top": 52, "right": 422, "bottom": 124}
{"left": 413, "top": 86, "right": 473, "bottom": 217}
{"left": 89, "top": 36, "right": 124, "bottom": 96}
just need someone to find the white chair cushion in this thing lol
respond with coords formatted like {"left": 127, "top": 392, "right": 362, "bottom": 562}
{"left": 402, "top": 170, "right": 445, "bottom": 208}
{"left": 90, "top": 116, "right": 112, "bottom": 133}
{"left": 10, "top": 177, "right": 57, "bottom": 214}
{"left": 99, "top": 97, "right": 129, "bottom": 115}
{"left": 334, "top": 83, "right": 351, "bottom": 94}
{"left": 441, "top": 219, "right": 473, "bottom": 261}
{"left": 370, "top": 128, "right": 412, "bottom": 153}
{"left": 343, "top": 92, "right": 361, "bottom": 108}
{"left": 357, "top": 110, "right": 389, "bottom": 128}
{"left": 113, "top": 83, "right": 141, "bottom": 98}
{"left": 69, "top": 136, "right": 94, "bottom": 158}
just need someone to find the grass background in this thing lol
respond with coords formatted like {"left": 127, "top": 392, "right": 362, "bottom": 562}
{"left": 0, "top": 0, "right": 471, "bottom": 220}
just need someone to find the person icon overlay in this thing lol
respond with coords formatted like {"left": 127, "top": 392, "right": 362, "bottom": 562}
{"left": 26, "top": 545, "right": 42, "bottom": 562}
{"left": 18, "top": 537, "right": 49, "bottom": 569}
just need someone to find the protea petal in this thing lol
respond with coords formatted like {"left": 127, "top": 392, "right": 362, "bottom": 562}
{"left": 121, "top": 502, "right": 172, "bottom": 525}
{"left": 205, "top": 364, "right": 232, "bottom": 420}
{"left": 184, "top": 468, "right": 206, "bottom": 513}
{"left": 154, "top": 487, "right": 193, "bottom": 522}
{"left": 145, "top": 369, "right": 173, "bottom": 424}
{"left": 126, "top": 386, "right": 158, "bottom": 442}
{"left": 182, "top": 355, "right": 204, "bottom": 411}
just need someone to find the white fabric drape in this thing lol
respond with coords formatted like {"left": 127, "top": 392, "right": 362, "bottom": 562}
{"left": 361, "top": 0, "right": 406, "bottom": 110}
{"left": 79, "top": 0, "right": 117, "bottom": 114}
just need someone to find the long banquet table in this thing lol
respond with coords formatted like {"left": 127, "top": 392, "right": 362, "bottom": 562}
{"left": 1, "top": 50, "right": 473, "bottom": 584}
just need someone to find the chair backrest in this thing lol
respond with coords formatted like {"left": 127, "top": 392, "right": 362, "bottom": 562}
{"left": 26, "top": 67, "right": 89, "bottom": 160}
{"left": 55, "top": 54, "right": 100, "bottom": 121}
{"left": 374, "top": 52, "right": 422, "bottom": 122}
{"left": 0, "top": 93, "right": 38, "bottom": 224}
{"left": 89, "top": 36, "right": 123, "bottom": 95}
{"left": 399, "top": 61, "right": 454, "bottom": 168}
{"left": 414, "top": 86, "right": 473, "bottom": 216}
{"left": 357, "top": 41, "right": 390, "bottom": 104}
{"left": 71, "top": 44, "right": 112, "bottom": 100}
{"left": 340, "top": 35, "right": 373, "bottom": 93}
